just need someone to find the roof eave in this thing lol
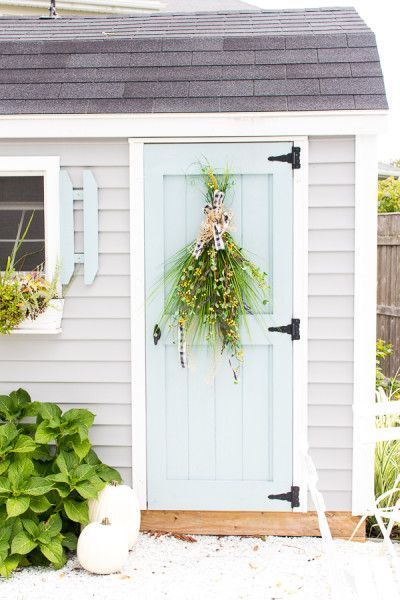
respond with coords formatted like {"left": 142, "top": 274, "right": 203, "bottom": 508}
{"left": 0, "top": 109, "right": 388, "bottom": 139}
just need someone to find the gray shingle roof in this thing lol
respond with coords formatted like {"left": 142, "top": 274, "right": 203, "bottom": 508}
{"left": 0, "top": 7, "right": 388, "bottom": 115}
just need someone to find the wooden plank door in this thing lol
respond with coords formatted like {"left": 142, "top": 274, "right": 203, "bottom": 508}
{"left": 144, "top": 142, "right": 293, "bottom": 510}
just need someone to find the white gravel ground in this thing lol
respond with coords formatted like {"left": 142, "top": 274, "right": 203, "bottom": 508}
{"left": 0, "top": 533, "right": 398, "bottom": 600}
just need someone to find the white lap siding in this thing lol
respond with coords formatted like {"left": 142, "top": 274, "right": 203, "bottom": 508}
{"left": 0, "top": 140, "right": 132, "bottom": 484}
{"left": 308, "top": 136, "right": 355, "bottom": 511}
{"left": 0, "top": 135, "right": 356, "bottom": 508}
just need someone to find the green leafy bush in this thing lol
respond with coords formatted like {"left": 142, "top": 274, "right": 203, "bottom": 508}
{"left": 0, "top": 388, "right": 121, "bottom": 576}
{"left": 378, "top": 177, "right": 400, "bottom": 213}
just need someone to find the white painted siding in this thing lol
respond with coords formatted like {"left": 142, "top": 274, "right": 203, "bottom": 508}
{"left": 0, "top": 139, "right": 132, "bottom": 485}
{"left": 308, "top": 136, "right": 355, "bottom": 510}
{"left": 0, "top": 135, "right": 356, "bottom": 510}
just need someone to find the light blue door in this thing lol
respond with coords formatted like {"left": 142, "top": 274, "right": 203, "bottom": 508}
{"left": 145, "top": 142, "right": 293, "bottom": 510}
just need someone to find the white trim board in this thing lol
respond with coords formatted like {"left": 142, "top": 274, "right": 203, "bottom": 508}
{"left": 129, "top": 136, "right": 309, "bottom": 512}
{"left": 352, "top": 135, "right": 378, "bottom": 516}
{"left": 291, "top": 137, "right": 309, "bottom": 512}
{"left": 129, "top": 140, "right": 147, "bottom": 508}
{"left": 0, "top": 156, "right": 60, "bottom": 287}
{"left": 0, "top": 0, "right": 162, "bottom": 13}
{"left": 0, "top": 111, "right": 387, "bottom": 139}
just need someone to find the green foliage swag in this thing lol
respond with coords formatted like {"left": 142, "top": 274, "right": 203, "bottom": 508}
{"left": 0, "top": 388, "right": 121, "bottom": 576}
{"left": 156, "top": 164, "right": 268, "bottom": 380}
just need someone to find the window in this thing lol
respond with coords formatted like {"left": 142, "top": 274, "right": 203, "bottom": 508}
{"left": 0, "top": 157, "right": 60, "bottom": 282}
{"left": 0, "top": 176, "right": 45, "bottom": 271}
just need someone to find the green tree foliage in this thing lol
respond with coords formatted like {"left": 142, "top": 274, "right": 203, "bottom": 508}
{"left": 378, "top": 176, "right": 400, "bottom": 213}
{"left": 376, "top": 339, "right": 400, "bottom": 395}
{"left": 0, "top": 389, "right": 121, "bottom": 576}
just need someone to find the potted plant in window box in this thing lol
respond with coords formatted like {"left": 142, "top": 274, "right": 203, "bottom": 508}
{"left": 0, "top": 216, "right": 63, "bottom": 335}
{"left": 12, "top": 269, "right": 63, "bottom": 334}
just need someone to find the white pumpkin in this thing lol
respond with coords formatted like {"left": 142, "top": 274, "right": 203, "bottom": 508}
{"left": 77, "top": 518, "right": 129, "bottom": 575}
{"left": 88, "top": 481, "right": 141, "bottom": 549}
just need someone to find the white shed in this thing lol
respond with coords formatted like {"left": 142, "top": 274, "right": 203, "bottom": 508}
{"left": 0, "top": 6, "right": 388, "bottom": 538}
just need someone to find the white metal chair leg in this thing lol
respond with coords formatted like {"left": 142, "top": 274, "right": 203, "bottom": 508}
{"left": 374, "top": 512, "right": 400, "bottom": 583}
{"left": 375, "top": 511, "right": 392, "bottom": 547}
{"left": 304, "top": 454, "right": 346, "bottom": 600}
{"left": 385, "top": 478, "right": 400, "bottom": 538}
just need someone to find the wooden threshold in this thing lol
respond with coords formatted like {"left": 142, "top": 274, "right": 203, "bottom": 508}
{"left": 140, "top": 510, "right": 365, "bottom": 541}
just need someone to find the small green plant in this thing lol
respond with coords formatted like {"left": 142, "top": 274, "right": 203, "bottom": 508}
{"left": 0, "top": 214, "right": 59, "bottom": 334}
{"left": 0, "top": 278, "right": 25, "bottom": 334}
{"left": 376, "top": 339, "right": 400, "bottom": 397}
{"left": 368, "top": 340, "right": 400, "bottom": 538}
{"left": 370, "top": 383, "right": 400, "bottom": 539}
{"left": 378, "top": 177, "right": 400, "bottom": 213}
{"left": 0, "top": 388, "right": 121, "bottom": 576}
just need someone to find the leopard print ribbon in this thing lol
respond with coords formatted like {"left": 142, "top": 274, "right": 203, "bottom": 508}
{"left": 192, "top": 189, "right": 232, "bottom": 259}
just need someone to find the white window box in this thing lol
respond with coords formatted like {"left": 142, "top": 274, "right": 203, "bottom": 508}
{"left": 11, "top": 299, "right": 64, "bottom": 335}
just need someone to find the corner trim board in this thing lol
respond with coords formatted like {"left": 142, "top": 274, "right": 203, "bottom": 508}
{"left": 291, "top": 137, "right": 308, "bottom": 512}
{"left": 129, "top": 140, "right": 147, "bottom": 508}
{"left": 352, "top": 134, "right": 377, "bottom": 515}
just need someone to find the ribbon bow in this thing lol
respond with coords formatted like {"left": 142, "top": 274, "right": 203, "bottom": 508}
{"left": 193, "top": 189, "right": 232, "bottom": 259}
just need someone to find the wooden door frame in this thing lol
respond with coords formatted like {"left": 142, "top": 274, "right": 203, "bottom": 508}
{"left": 129, "top": 135, "right": 309, "bottom": 513}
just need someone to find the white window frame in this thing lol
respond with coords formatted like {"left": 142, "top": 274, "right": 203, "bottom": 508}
{"left": 0, "top": 156, "right": 60, "bottom": 289}
{"left": 129, "top": 135, "right": 308, "bottom": 512}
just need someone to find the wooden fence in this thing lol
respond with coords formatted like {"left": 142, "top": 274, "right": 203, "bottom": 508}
{"left": 377, "top": 213, "right": 400, "bottom": 377}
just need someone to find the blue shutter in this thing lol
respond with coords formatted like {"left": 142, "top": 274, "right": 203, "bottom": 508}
{"left": 59, "top": 169, "right": 98, "bottom": 286}
{"left": 59, "top": 170, "right": 75, "bottom": 286}
{"left": 83, "top": 170, "right": 99, "bottom": 285}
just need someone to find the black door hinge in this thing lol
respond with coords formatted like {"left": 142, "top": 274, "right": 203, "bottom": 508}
{"left": 268, "top": 486, "right": 300, "bottom": 509}
{"left": 268, "top": 146, "right": 301, "bottom": 169}
{"left": 268, "top": 318, "right": 300, "bottom": 340}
